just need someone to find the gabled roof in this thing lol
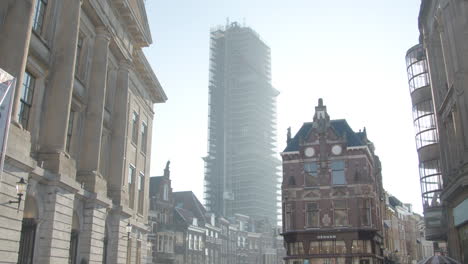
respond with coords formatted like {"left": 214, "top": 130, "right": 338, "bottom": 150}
{"left": 283, "top": 119, "right": 365, "bottom": 152}
{"left": 173, "top": 191, "right": 207, "bottom": 224}
{"left": 175, "top": 207, "right": 195, "bottom": 225}
{"left": 388, "top": 195, "right": 403, "bottom": 209}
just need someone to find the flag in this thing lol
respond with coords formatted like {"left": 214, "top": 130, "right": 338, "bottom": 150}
{"left": 0, "top": 68, "right": 16, "bottom": 180}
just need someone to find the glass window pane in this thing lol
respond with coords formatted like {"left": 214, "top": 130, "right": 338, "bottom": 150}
{"left": 309, "top": 241, "right": 319, "bottom": 254}
{"left": 336, "top": 241, "right": 346, "bottom": 254}
{"left": 320, "top": 241, "right": 334, "bottom": 254}
{"left": 332, "top": 170, "right": 346, "bottom": 185}
{"left": 331, "top": 160, "right": 345, "bottom": 170}
{"left": 304, "top": 162, "right": 318, "bottom": 176}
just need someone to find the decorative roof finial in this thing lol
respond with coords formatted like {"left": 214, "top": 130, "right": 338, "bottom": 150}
{"left": 164, "top": 160, "right": 171, "bottom": 177}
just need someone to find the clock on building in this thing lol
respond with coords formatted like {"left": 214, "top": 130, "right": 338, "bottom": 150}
{"left": 304, "top": 147, "right": 315, "bottom": 157}
{"left": 331, "top": 145, "right": 342, "bottom": 155}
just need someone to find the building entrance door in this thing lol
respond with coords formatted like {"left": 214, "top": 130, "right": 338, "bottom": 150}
{"left": 17, "top": 218, "right": 37, "bottom": 264}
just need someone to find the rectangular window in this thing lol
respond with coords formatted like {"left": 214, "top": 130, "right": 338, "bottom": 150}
{"left": 336, "top": 240, "right": 346, "bottom": 254}
{"left": 141, "top": 122, "right": 148, "bottom": 154}
{"left": 360, "top": 199, "right": 371, "bottom": 226}
{"left": 128, "top": 164, "right": 135, "bottom": 209}
{"left": 138, "top": 172, "right": 144, "bottom": 214}
{"left": 320, "top": 241, "right": 335, "bottom": 254}
{"left": 75, "top": 34, "right": 84, "bottom": 77}
{"left": 332, "top": 160, "right": 346, "bottom": 185}
{"left": 306, "top": 202, "right": 319, "bottom": 228}
{"left": 304, "top": 162, "right": 318, "bottom": 176}
{"left": 351, "top": 240, "right": 369, "bottom": 254}
{"left": 334, "top": 200, "right": 348, "bottom": 226}
{"left": 32, "top": 0, "right": 47, "bottom": 34}
{"left": 158, "top": 234, "right": 163, "bottom": 252}
{"left": 66, "top": 111, "right": 75, "bottom": 153}
{"left": 18, "top": 71, "right": 35, "bottom": 129}
{"left": 131, "top": 111, "right": 139, "bottom": 144}
{"left": 285, "top": 203, "right": 293, "bottom": 230}
{"left": 304, "top": 162, "right": 318, "bottom": 186}
{"left": 309, "top": 241, "right": 320, "bottom": 254}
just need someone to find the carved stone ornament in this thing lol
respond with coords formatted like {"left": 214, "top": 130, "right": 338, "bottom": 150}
{"left": 322, "top": 214, "right": 331, "bottom": 227}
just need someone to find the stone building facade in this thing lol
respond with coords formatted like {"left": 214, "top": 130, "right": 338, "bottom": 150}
{"left": 417, "top": 0, "right": 468, "bottom": 262}
{"left": 148, "top": 163, "right": 176, "bottom": 263}
{"left": 281, "top": 99, "right": 385, "bottom": 264}
{"left": 147, "top": 184, "right": 285, "bottom": 264}
{"left": 0, "top": 0, "right": 166, "bottom": 263}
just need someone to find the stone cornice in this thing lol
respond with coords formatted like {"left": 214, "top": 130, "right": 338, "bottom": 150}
{"left": 133, "top": 49, "right": 167, "bottom": 103}
{"left": 112, "top": 0, "right": 152, "bottom": 47}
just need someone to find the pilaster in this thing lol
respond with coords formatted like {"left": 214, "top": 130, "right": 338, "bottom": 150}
{"left": 35, "top": 186, "right": 75, "bottom": 263}
{"left": 77, "top": 27, "right": 112, "bottom": 193}
{"left": 78, "top": 201, "right": 108, "bottom": 264}
{"left": 37, "top": 0, "right": 81, "bottom": 173}
{"left": 108, "top": 62, "right": 131, "bottom": 204}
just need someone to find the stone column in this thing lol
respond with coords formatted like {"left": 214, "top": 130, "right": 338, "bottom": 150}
{"left": 35, "top": 186, "right": 75, "bottom": 263}
{"left": 108, "top": 62, "right": 131, "bottom": 203}
{"left": 37, "top": 0, "right": 81, "bottom": 173}
{"left": 77, "top": 27, "right": 111, "bottom": 192}
{"left": 0, "top": 0, "right": 36, "bottom": 123}
{"left": 107, "top": 212, "right": 132, "bottom": 264}
{"left": 78, "top": 201, "right": 108, "bottom": 264}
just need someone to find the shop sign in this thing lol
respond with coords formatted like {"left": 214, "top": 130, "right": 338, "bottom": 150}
{"left": 316, "top": 235, "right": 336, "bottom": 240}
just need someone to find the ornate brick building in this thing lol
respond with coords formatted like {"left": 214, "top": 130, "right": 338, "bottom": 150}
{"left": 281, "top": 99, "right": 384, "bottom": 264}
{"left": 0, "top": 0, "right": 166, "bottom": 263}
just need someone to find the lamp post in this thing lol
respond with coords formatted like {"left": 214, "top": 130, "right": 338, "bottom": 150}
{"left": 126, "top": 222, "right": 132, "bottom": 239}
{"left": 9, "top": 177, "right": 27, "bottom": 212}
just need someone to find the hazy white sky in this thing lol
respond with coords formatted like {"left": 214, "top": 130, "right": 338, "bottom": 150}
{"left": 144, "top": 0, "right": 424, "bottom": 213}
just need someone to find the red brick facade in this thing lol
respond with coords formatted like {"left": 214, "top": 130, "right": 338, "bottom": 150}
{"left": 281, "top": 99, "right": 385, "bottom": 264}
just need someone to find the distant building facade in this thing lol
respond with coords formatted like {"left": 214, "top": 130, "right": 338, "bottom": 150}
{"left": 204, "top": 21, "right": 280, "bottom": 224}
{"left": 0, "top": 0, "right": 166, "bottom": 263}
{"left": 382, "top": 193, "right": 434, "bottom": 264}
{"left": 416, "top": 0, "right": 468, "bottom": 262}
{"left": 281, "top": 99, "right": 385, "bottom": 264}
{"left": 149, "top": 163, "right": 176, "bottom": 263}
{"left": 147, "top": 185, "right": 285, "bottom": 264}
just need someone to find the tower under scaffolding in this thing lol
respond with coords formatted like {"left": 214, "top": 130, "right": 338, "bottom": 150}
{"left": 204, "top": 22, "right": 280, "bottom": 224}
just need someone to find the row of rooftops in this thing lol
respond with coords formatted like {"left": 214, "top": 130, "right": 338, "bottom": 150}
{"left": 149, "top": 174, "right": 278, "bottom": 234}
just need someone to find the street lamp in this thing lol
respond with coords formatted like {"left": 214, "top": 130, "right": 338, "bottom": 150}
{"left": 125, "top": 222, "right": 132, "bottom": 239}
{"left": 9, "top": 177, "right": 27, "bottom": 212}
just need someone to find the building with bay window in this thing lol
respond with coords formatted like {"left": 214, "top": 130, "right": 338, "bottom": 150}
{"left": 410, "top": 1, "right": 468, "bottom": 262}
{"left": 405, "top": 44, "right": 446, "bottom": 244}
{"left": 281, "top": 99, "right": 384, "bottom": 264}
{"left": 0, "top": 0, "right": 167, "bottom": 263}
